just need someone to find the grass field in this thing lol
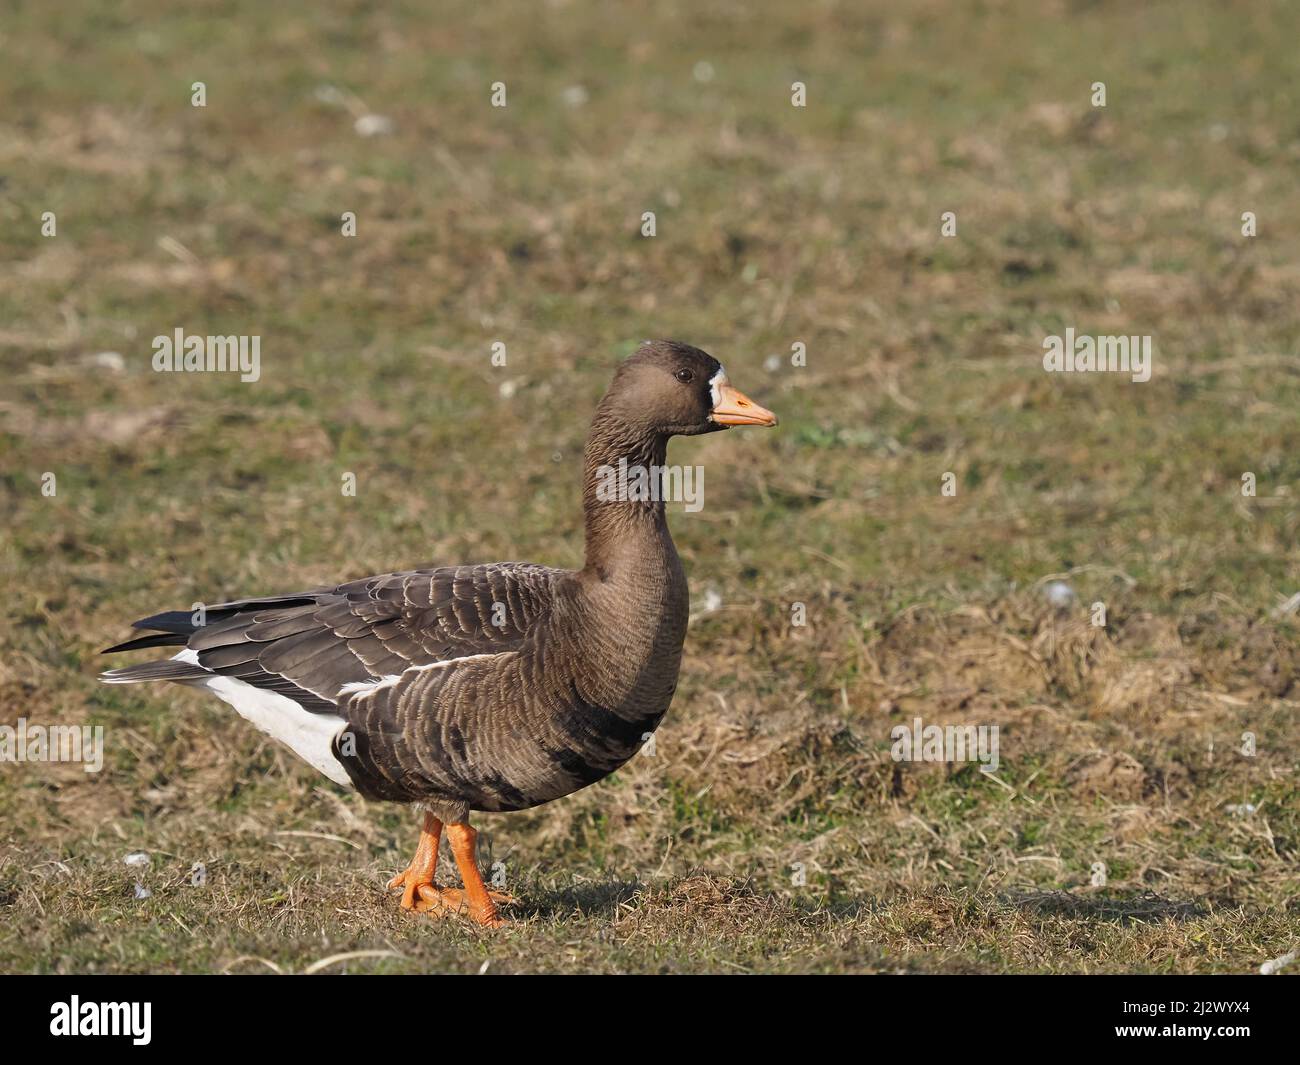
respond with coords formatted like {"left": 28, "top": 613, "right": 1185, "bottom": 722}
{"left": 1, "top": 0, "right": 1298, "bottom": 974}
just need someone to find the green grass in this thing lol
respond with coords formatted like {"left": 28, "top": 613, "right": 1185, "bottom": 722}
{"left": 1, "top": 0, "right": 1298, "bottom": 973}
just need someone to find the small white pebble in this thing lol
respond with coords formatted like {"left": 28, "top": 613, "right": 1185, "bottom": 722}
{"left": 1043, "top": 581, "right": 1076, "bottom": 609}
{"left": 498, "top": 379, "right": 518, "bottom": 399}
{"left": 1225, "top": 802, "right": 1257, "bottom": 817}
{"left": 560, "top": 85, "right": 588, "bottom": 108}
{"left": 702, "top": 589, "right": 723, "bottom": 613}
{"left": 133, "top": 882, "right": 152, "bottom": 900}
{"left": 88, "top": 351, "right": 125, "bottom": 372}
{"left": 190, "top": 862, "right": 208, "bottom": 887}
{"left": 123, "top": 852, "right": 149, "bottom": 867}
{"left": 764, "top": 354, "right": 782, "bottom": 373}
{"left": 354, "top": 113, "right": 395, "bottom": 137}
{"left": 693, "top": 61, "right": 715, "bottom": 83}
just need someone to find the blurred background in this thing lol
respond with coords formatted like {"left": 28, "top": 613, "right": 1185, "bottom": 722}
{"left": 1, "top": 0, "right": 1297, "bottom": 973}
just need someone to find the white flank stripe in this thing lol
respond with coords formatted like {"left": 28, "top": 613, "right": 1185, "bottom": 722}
{"left": 338, "top": 676, "right": 400, "bottom": 696}
{"left": 340, "top": 652, "right": 512, "bottom": 700}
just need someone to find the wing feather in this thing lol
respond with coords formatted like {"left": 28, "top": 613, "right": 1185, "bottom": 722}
{"left": 106, "top": 564, "right": 559, "bottom": 717}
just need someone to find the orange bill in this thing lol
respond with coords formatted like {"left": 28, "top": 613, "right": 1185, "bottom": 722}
{"left": 711, "top": 382, "right": 778, "bottom": 427}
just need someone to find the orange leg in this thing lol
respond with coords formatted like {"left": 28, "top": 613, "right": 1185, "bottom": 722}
{"left": 390, "top": 814, "right": 511, "bottom": 927}
{"left": 387, "top": 811, "right": 442, "bottom": 910}
{"left": 414, "top": 822, "right": 504, "bottom": 927}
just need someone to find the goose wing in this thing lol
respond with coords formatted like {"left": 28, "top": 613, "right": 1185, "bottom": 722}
{"left": 102, "top": 563, "right": 558, "bottom": 713}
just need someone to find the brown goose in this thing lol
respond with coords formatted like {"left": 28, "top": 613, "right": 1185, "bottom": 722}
{"left": 100, "top": 340, "right": 777, "bottom": 926}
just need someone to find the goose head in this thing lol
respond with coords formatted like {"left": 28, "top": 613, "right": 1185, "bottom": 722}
{"left": 602, "top": 340, "right": 778, "bottom": 438}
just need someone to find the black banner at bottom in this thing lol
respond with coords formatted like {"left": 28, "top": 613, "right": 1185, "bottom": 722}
{"left": 2, "top": 973, "right": 1290, "bottom": 1053}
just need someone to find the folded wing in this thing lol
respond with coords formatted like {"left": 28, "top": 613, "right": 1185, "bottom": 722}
{"left": 100, "top": 563, "right": 559, "bottom": 785}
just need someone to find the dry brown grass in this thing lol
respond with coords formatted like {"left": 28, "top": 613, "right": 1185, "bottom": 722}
{"left": 1, "top": 0, "right": 1298, "bottom": 973}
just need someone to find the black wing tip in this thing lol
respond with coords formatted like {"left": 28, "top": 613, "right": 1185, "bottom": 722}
{"left": 100, "top": 608, "right": 201, "bottom": 655}
{"left": 101, "top": 631, "right": 189, "bottom": 655}
{"left": 131, "top": 610, "right": 199, "bottom": 634}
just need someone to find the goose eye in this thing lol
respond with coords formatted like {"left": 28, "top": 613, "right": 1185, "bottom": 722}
{"left": 674, "top": 369, "right": 694, "bottom": 383}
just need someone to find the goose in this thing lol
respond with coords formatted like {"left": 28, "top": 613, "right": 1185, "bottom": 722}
{"left": 100, "top": 340, "right": 777, "bottom": 926}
